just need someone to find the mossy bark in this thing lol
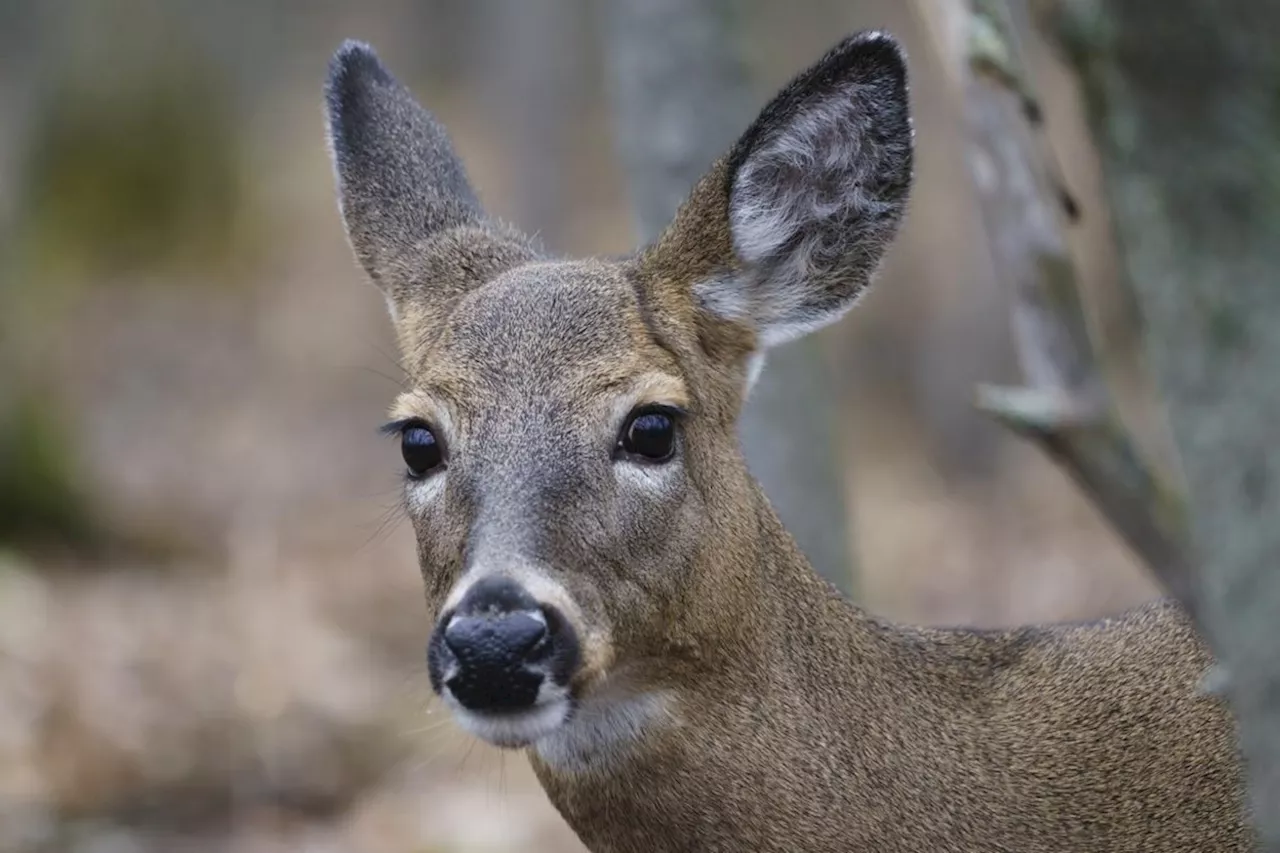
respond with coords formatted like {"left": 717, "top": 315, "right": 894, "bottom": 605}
{"left": 915, "top": 0, "right": 1198, "bottom": 617}
{"left": 1049, "top": 0, "right": 1280, "bottom": 841}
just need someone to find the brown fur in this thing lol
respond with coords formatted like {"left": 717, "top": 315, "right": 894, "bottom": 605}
{"left": 324, "top": 32, "right": 1253, "bottom": 853}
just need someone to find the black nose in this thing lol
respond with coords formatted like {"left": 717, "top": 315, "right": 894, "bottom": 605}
{"left": 437, "top": 576, "right": 551, "bottom": 712}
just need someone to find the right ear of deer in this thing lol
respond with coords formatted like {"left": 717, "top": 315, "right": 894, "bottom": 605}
{"left": 324, "top": 40, "right": 484, "bottom": 285}
{"left": 647, "top": 31, "right": 914, "bottom": 351}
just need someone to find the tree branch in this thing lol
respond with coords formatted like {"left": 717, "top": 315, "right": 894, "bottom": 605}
{"left": 914, "top": 0, "right": 1199, "bottom": 621}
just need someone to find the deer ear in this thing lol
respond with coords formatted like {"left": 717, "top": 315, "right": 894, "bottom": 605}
{"left": 675, "top": 32, "right": 914, "bottom": 349}
{"left": 324, "top": 40, "right": 483, "bottom": 286}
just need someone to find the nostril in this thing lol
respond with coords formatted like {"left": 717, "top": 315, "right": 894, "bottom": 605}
{"left": 500, "top": 611, "right": 549, "bottom": 658}
{"left": 509, "top": 611, "right": 550, "bottom": 657}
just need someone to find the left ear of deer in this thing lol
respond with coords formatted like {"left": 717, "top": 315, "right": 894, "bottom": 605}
{"left": 656, "top": 32, "right": 914, "bottom": 350}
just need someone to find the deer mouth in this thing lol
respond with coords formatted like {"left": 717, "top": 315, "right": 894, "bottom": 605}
{"left": 441, "top": 682, "right": 576, "bottom": 749}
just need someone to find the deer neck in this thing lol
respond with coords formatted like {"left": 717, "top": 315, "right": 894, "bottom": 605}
{"left": 527, "top": 488, "right": 946, "bottom": 852}
{"left": 728, "top": 486, "right": 899, "bottom": 710}
{"left": 532, "top": 483, "right": 907, "bottom": 771}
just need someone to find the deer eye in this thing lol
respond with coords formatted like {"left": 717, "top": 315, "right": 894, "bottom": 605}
{"left": 618, "top": 407, "right": 678, "bottom": 462}
{"left": 401, "top": 423, "right": 444, "bottom": 478}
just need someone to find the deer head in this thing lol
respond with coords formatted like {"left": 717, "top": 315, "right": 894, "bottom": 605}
{"left": 324, "top": 31, "right": 912, "bottom": 759}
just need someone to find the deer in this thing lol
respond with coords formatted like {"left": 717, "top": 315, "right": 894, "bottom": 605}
{"left": 322, "top": 30, "right": 1253, "bottom": 853}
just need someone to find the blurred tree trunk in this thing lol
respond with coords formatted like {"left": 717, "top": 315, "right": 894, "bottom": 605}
{"left": 598, "top": 0, "right": 856, "bottom": 594}
{"left": 1044, "top": 0, "right": 1280, "bottom": 841}
{"left": 479, "top": 0, "right": 581, "bottom": 251}
{"left": 917, "top": 0, "right": 1194, "bottom": 609}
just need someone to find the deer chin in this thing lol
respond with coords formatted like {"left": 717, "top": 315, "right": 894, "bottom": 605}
{"left": 532, "top": 687, "right": 675, "bottom": 774}
{"left": 443, "top": 683, "right": 574, "bottom": 749}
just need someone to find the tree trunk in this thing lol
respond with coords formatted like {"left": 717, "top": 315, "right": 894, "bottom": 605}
{"left": 916, "top": 0, "right": 1194, "bottom": 611}
{"left": 478, "top": 0, "right": 581, "bottom": 252}
{"left": 597, "top": 0, "right": 856, "bottom": 594}
{"left": 1046, "top": 0, "right": 1280, "bottom": 842}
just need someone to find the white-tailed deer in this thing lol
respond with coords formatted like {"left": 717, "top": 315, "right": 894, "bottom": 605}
{"left": 324, "top": 31, "right": 1252, "bottom": 853}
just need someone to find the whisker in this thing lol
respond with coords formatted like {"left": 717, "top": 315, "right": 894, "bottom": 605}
{"left": 367, "top": 339, "right": 414, "bottom": 380}
{"left": 336, "top": 363, "right": 412, "bottom": 390}
{"left": 455, "top": 735, "right": 480, "bottom": 778}
{"left": 395, "top": 736, "right": 459, "bottom": 778}
{"left": 400, "top": 714, "right": 455, "bottom": 738}
{"left": 355, "top": 501, "right": 408, "bottom": 554}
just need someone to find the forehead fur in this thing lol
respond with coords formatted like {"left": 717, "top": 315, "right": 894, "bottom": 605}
{"left": 399, "top": 258, "right": 685, "bottom": 404}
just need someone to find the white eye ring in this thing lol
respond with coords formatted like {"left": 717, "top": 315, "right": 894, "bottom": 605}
{"left": 405, "top": 470, "right": 447, "bottom": 513}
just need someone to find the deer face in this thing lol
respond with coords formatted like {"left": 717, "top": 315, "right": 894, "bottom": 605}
{"left": 385, "top": 258, "right": 709, "bottom": 748}
{"left": 324, "top": 33, "right": 912, "bottom": 756}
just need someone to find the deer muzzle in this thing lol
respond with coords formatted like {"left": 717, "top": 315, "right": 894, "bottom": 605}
{"left": 428, "top": 574, "right": 582, "bottom": 747}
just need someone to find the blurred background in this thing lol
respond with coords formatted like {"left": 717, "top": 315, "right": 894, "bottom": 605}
{"left": 0, "top": 1, "right": 1165, "bottom": 851}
